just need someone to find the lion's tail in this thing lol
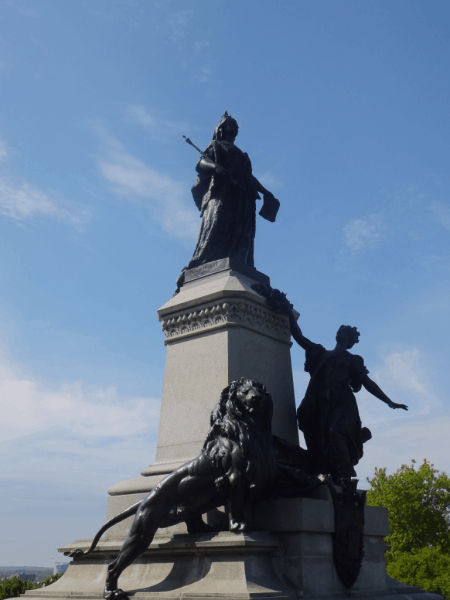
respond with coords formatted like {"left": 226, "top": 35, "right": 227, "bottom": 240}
{"left": 65, "top": 499, "right": 143, "bottom": 558}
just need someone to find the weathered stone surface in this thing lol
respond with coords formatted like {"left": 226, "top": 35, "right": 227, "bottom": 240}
{"left": 160, "top": 266, "right": 276, "bottom": 318}
{"left": 254, "top": 496, "right": 334, "bottom": 533}
{"left": 109, "top": 266, "right": 298, "bottom": 501}
{"left": 155, "top": 267, "right": 298, "bottom": 458}
{"left": 26, "top": 504, "right": 441, "bottom": 600}
{"left": 365, "top": 505, "right": 389, "bottom": 536}
{"left": 27, "top": 532, "right": 298, "bottom": 600}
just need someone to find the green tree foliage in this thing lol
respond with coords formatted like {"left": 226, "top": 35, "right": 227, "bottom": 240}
{"left": 367, "top": 459, "right": 450, "bottom": 554}
{"left": 0, "top": 576, "right": 35, "bottom": 600}
{"left": 388, "top": 547, "right": 450, "bottom": 599}
{"left": 367, "top": 459, "right": 450, "bottom": 599}
{"left": 0, "top": 573, "right": 62, "bottom": 600}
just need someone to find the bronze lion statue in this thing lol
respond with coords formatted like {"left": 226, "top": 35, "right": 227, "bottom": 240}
{"left": 67, "top": 378, "right": 276, "bottom": 599}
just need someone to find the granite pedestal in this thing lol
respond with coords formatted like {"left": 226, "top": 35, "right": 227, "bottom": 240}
{"left": 106, "top": 259, "right": 299, "bottom": 536}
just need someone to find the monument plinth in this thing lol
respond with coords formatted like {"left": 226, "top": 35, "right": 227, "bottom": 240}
{"left": 148, "top": 258, "right": 298, "bottom": 468}
{"left": 28, "top": 486, "right": 426, "bottom": 600}
{"left": 105, "top": 259, "right": 299, "bottom": 538}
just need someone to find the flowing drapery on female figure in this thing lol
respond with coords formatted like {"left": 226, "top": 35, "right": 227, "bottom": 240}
{"left": 257, "top": 287, "right": 408, "bottom": 485}
{"left": 297, "top": 332, "right": 372, "bottom": 481}
{"left": 290, "top": 320, "right": 408, "bottom": 484}
{"left": 186, "top": 112, "right": 279, "bottom": 271}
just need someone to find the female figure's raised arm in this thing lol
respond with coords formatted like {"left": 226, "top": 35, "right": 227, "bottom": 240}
{"left": 255, "top": 286, "right": 313, "bottom": 351}
{"left": 285, "top": 308, "right": 314, "bottom": 351}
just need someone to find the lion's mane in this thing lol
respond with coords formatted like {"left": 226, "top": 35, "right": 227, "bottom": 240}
{"left": 202, "top": 378, "right": 276, "bottom": 500}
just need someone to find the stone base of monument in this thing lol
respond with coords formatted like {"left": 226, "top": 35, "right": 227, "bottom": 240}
{"left": 24, "top": 487, "right": 441, "bottom": 600}
{"left": 23, "top": 261, "right": 442, "bottom": 600}
{"left": 102, "top": 258, "right": 301, "bottom": 542}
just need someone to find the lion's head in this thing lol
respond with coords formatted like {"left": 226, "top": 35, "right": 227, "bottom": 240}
{"left": 207, "top": 378, "right": 273, "bottom": 438}
{"left": 226, "top": 378, "right": 272, "bottom": 422}
{"left": 204, "top": 378, "right": 276, "bottom": 500}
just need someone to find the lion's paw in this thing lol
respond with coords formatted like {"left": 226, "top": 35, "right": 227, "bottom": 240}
{"left": 65, "top": 549, "right": 85, "bottom": 558}
{"left": 214, "top": 476, "right": 228, "bottom": 497}
{"left": 103, "top": 588, "right": 128, "bottom": 600}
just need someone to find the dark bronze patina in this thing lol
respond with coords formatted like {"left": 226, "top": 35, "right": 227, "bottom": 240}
{"left": 177, "top": 112, "right": 280, "bottom": 291}
{"left": 66, "top": 377, "right": 324, "bottom": 599}
{"left": 329, "top": 479, "right": 367, "bottom": 588}
{"left": 67, "top": 379, "right": 318, "bottom": 599}
{"left": 254, "top": 284, "right": 408, "bottom": 486}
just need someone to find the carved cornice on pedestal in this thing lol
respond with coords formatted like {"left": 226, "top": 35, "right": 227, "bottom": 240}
{"left": 161, "top": 299, "right": 291, "bottom": 344}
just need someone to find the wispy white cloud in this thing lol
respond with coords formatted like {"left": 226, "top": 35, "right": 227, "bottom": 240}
{"left": 125, "top": 106, "right": 196, "bottom": 142}
{"left": 358, "top": 347, "right": 439, "bottom": 425}
{"left": 430, "top": 200, "right": 450, "bottom": 230}
{"left": 0, "top": 334, "right": 160, "bottom": 516}
{"left": 361, "top": 410, "right": 450, "bottom": 485}
{"left": 338, "top": 186, "right": 438, "bottom": 267}
{"left": 0, "top": 139, "right": 8, "bottom": 160}
{"left": 127, "top": 105, "right": 156, "bottom": 129}
{"left": 373, "top": 348, "right": 435, "bottom": 405}
{"left": 0, "top": 178, "right": 90, "bottom": 227}
{"left": 353, "top": 346, "right": 449, "bottom": 483}
{"left": 418, "top": 253, "right": 450, "bottom": 271}
{"left": 0, "top": 359, "right": 160, "bottom": 443}
{"left": 94, "top": 127, "right": 198, "bottom": 240}
{"left": 0, "top": 134, "right": 89, "bottom": 227}
{"left": 342, "top": 213, "right": 385, "bottom": 254}
{"left": 195, "top": 40, "right": 210, "bottom": 52}
{"left": 192, "top": 67, "right": 213, "bottom": 84}
{"left": 167, "top": 9, "right": 193, "bottom": 42}
{"left": 258, "top": 171, "right": 284, "bottom": 191}
{"left": 0, "top": 333, "right": 156, "bottom": 562}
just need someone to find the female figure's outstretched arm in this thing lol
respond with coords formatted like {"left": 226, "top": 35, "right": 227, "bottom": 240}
{"left": 361, "top": 374, "right": 408, "bottom": 410}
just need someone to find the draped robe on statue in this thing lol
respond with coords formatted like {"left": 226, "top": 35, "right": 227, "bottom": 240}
{"left": 296, "top": 344, "right": 369, "bottom": 479}
{"left": 188, "top": 139, "right": 260, "bottom": 269}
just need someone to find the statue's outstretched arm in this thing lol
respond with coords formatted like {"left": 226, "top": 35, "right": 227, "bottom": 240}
{"left": 252, "top": 175, "right": 274, "bottom": 197}
{"left": 362, "top": 374, "right": 408, "bottom": 410}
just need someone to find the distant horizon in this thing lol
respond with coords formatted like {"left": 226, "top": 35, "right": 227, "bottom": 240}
{"left": 0, "top": 566, "right": 60, "bottom": 570}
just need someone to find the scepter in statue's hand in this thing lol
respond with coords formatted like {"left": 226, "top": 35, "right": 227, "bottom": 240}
{"left": 183, "top": 135, "right": 240, "bottom": 187}
{"left": 183, "top": 124, "right": 280, "bottom": 222}
{"left": 183, "top": 135, "right": 204, "bottom": 156}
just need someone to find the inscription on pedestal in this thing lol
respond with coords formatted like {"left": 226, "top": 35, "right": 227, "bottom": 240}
{"left": 184, "top": 257, "right": 270, "bottom": 285}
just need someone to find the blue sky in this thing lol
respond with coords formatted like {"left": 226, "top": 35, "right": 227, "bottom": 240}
{"left": 0, "top": 0, "right": 449, "bottom": 566}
